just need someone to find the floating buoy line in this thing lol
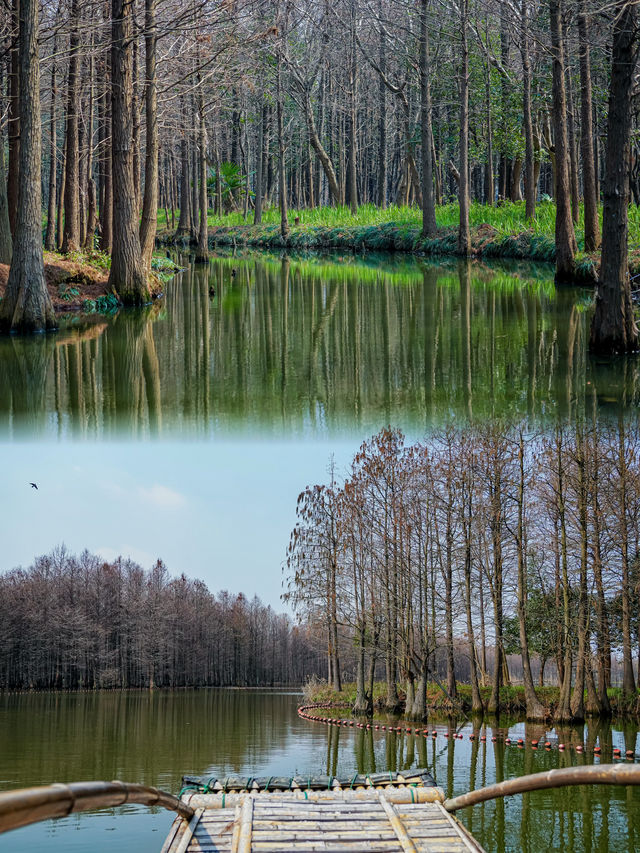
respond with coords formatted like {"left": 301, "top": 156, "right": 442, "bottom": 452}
{"left": 297, "top": 703, "right": 638, "bottom": 761}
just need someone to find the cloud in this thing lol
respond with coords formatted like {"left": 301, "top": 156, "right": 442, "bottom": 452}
{"left": 137, "top": 483, "right": 187, "bottom": 510}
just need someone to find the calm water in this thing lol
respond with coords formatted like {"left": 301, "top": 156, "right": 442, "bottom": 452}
{"left": 0, "top": 252, "right": 637, "bottom": 438}
{"left": 0, "top": 690, "right": 638, "bottom": 853}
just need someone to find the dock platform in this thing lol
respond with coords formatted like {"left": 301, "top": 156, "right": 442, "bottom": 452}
{"left": 162, "top": 773, "right": 484, "bottom": 853}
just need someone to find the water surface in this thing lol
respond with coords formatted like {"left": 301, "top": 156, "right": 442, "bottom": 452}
{"left": 0, "top": 690, "right": 638, "bottom": 853}
{"left": 0, "top": 253, "right": 636, "bottom": 439}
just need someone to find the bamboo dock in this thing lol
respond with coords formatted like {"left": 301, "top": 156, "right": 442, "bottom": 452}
{"left": 162, "top": 784, "right": 483, "bottom": 853}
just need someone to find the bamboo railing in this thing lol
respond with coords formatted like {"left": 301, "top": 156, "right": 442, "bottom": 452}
{"left": 444, "top": 763, "right": 640, "bottom": 812}
{"left": 0, "top": 781, "right": 195, "bottom": 835}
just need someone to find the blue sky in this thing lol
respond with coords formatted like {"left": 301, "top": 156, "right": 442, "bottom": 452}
{"left": 0, "top": 440, "right": 359, "bottom": 611}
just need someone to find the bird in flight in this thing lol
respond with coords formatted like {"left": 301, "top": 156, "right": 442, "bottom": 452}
{"left": 29, "top": 483, "right": 38, "bottom": 490}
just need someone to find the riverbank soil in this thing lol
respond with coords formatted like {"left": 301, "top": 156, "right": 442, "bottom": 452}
{"left": 0, "top": 251, "right": 165, "bottom": 315}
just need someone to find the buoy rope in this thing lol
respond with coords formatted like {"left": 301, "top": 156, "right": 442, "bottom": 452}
{"left": 296, "top": 702, "right": 638, "bottom": 762}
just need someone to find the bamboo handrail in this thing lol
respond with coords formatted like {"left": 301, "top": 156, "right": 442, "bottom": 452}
{"left": 444, "top": 763, "right": 640, "bottom": 812}
{"left": 0, "top": 780, "right": 195, "bottom": 835}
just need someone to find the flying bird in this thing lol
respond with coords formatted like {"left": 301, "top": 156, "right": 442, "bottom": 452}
{"left": 30, "top": 483, "right": 38, "bottom": 490}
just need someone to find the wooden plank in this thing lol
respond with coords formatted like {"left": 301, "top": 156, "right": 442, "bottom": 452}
{"left": 161, "top": 816, "right": 189, "bottom": 853}
{"left": 252, "top": 821, "right": 394, "bottom": 831}
{"left": 172, "top": 809, "right": 204, "bottom": 853}
{"left": 376, "top": 792, "right": 418, "bottom": 853}
{"left": 251, "top": 842, "right": 406, "bottom": 851}
{"left": 231, "top": 794, "right": 253, "bottom": 853}
{"left": 435, "top": 803, "right": 486, "bottom": 852}
{"left": 251, "top": 831, "right": 398, "bottom": 841}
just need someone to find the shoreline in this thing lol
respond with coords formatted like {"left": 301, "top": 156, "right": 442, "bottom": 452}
{"left": 0, "top": 251, "right": 176, "bottom": 319}
{"left": 303, "top": 682, "right": 640, "bottom": 723}
{"left": 158, "top": 222, "right": 609, "bottom": 284}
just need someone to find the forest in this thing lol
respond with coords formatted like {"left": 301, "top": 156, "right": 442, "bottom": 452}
{"left": 0, "top": 548, "right": 323, "bottom": 689}
{"left": 286, "top": 423, "right": 640, "bottom": 722}
{"left": 0, "top": 0, "right": 638, "bottom": 351}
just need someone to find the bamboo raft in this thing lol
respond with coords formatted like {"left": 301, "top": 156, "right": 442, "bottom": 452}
{"left": 2, "top": 765, "right": 640, "bottom": 851}
{"left": 163, "top": 771, "right": 482, "bottom": 853}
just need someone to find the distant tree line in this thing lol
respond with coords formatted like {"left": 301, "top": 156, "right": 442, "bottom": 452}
{"left": 0, "top": 549, "right": 324, "bottom": 690}
{"left": 286, "top": 421, "right": 640, "bottom": 722}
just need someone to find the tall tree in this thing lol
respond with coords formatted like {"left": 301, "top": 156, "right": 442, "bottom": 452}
{"left": 458, "top": 0, "right": 470, "bottom": 255}
{"left": 549, "top": 0, "right": 577, "bottom": 282}
{"left": 61, "top": 0, "right": 80, "bottom": 253}
{"left": 577, "top": 0, "right": 599, "bottom": 252}
{"left": 0, "top": 121, "right": 12, "bottom": 263}
{"left": 0, "top": 0, "right": 55, "bottom": 332}
{"left": 139, "top": 0, "right": 159, "bottom": 273}
{"left": 590, "top": 0, "right": 639, "bottom": 354}
{"left": 420, "top": 0, "right": 436, "bottom": 236}
{"left": 107, "top": 0, "right": 150, "bottom": 304}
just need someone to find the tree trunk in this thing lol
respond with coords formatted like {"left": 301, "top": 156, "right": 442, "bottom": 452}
{"left": 549, "top": 0, "right": 577, "bottom": 282}
{"left": 516, "top": 432, "right": 546, "bottom": 720}
{"left": 577, "top": 3, "right": 600, "bottom": 251}
{"left": 139, "top": 0, "right": 158, "bottom": 274}
{"left": 61, "top": 0, "right": 80, "bottom": 253}
{"left": 7, "top": 0, "right": 20, "bottom": 238}
{"left": 303, "top": 91, "right": 341, "bottom": 206}
{"left": 347, "top": 0, "right": 358, "bottom": 216}
{"left": 458, "top": 0, "right": 470, "bottom": 255}
{"left": 377, "top": 14, "right": 387, "bottom": 208}
{"left": 521, "top": 0, "right": 535, "bottom": 220}
{"left": 195, "top": 85, "right": 209, "bottom": 263}
{"left": 420, "top": 0, "right": 437, "bottom": 236}
{"left": 254, "top": 98, "right": 265, "bottom": 224}
{"left": 107, "top": 0, "right": 149, "bottom": 304}
{"left": 617, "top": 416, "right": 637, "bottom": 696}
{"left": 0, "top": 122, "right": 13, "bottom": 263}
{"left": 176, "top": 106, "right": 192, "bottom": 237}
{"left": 0, "top": 0, "right": 55, "bottom": 332}
{"left": 44, "top": 22, "right": 57, "bottom": 254}
{"left": 277, "top": 46, "right": 289, "bottom": 240}
{"left": 589, "top": 0, "right": 639, "bottom": 353}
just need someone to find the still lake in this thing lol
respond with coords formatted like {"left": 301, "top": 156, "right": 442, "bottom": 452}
{"left": 0, "top": 689, "right": 638, "bottom": 853}
{"left": 0, "top": 252, "right": 637, "bottom": 438}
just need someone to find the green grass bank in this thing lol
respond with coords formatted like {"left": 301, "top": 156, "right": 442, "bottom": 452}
{"left": 158, "top": 201, "right": 640, "bottom": 282}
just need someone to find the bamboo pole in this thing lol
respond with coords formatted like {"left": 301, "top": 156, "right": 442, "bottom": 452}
{"left": 0, "top": 781, "right": 195, "bottom": 835}
{"left": 444, "top": 764, "right": 640, "bottom": 812}
{"left": 186, "top": 787, "right": 445, "bottom": 810}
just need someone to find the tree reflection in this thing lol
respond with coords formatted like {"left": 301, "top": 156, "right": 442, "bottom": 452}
{"left": 1, "top": 255, "right": 638, "bottom": 437}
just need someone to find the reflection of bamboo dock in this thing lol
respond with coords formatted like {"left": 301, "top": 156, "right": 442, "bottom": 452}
{"left": 164, "top": 771, "right": 482, "bottom": 853}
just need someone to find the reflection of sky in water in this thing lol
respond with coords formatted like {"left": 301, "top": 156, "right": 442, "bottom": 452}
{"left": 0, "top": 254, "right": 635, "bottom": 440}
{"left": 1, "top": 691, "right": 638, "bottom": 853}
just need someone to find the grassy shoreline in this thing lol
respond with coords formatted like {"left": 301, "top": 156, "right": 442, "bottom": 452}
{"left": 158, "top": 201, "right": 640, "bottom": 282}
{"left": 303, "top": 680, "right": 640, "bottom": 721}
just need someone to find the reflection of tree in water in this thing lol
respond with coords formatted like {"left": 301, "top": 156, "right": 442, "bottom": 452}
{"left": 0, "top": 690, "right": 298, "bottom": 791}
{"left": 0, "top": 333, "right": 56, "bottom": 435}
{"left": 2, "top": 256, "right": 640, "bottom": 437}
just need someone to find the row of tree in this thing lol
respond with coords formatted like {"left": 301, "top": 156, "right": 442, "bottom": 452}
{"left": 286, "top": 422, "right": 640, "bottom": 721}
{"left": 0, "top": 548, "right": 324, "bottom": 689}
{"left": 0, "top": 0, "right": 638, "bottom": 350}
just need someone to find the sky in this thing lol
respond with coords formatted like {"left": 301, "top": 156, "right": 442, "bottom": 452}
{"left": 0, "top": 439, "right": 359, "bottom": 612}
